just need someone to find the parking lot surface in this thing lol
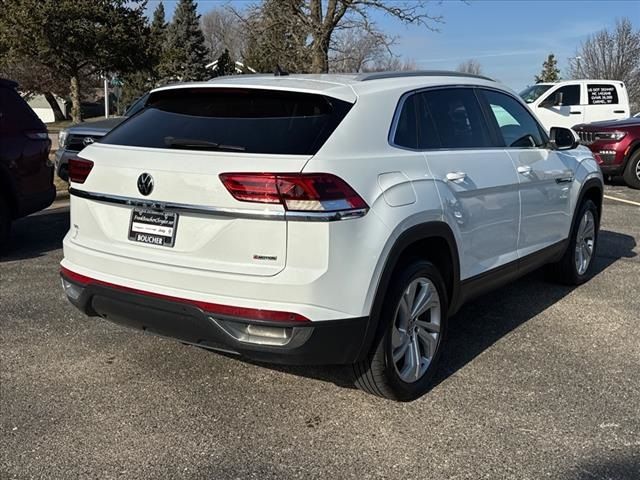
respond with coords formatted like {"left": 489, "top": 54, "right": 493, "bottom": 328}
{"left": 1, "top": 186, "right": 639, "bottom": 479}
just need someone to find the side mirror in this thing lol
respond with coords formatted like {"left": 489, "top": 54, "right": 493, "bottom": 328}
{"left": 549, "top": 127, "right": 579, "bottom": 150}
{"left": 554, "top": 91, "right": 564, "bottom": 106}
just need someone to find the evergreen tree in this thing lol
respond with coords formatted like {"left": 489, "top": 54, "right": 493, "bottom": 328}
{"left": 0, "top": 0, "right": 150, "bottom": 122}
{"left": 161, "top": 0, "right": 209, "bottom": 82}
{"left": 535, "top": 54, "right": 561, "bottom": 83}
{"left": 212, "top": 49, "right": 236, "bottom": 77}
{"left": 121, "top": 1, "right": 168, "bottom": 111}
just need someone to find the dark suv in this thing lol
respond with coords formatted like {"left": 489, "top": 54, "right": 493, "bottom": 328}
{"left": 0, "top": 79, "right": 55, "bottom": 250}
{"left": 573, "top": 117, "right": 640, "bottom": 189}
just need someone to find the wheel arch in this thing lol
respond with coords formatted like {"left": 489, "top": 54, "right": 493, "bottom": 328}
{"left": 623, "top": 139, "right": 640, "bottom": 166}
{"left": 577, "top": 177, "right": 604, "bottom": 223}
{"left": 356, "top": 220, "right": 461, "bottom": 362}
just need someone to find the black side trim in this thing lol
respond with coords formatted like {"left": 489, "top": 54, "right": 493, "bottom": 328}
{"left": 459, "top": 240, "right": 568, "bottom": 304}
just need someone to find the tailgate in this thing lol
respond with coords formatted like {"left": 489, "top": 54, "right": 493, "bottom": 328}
{"left": 71, "top": 144, "right": 310, "bottom": 276}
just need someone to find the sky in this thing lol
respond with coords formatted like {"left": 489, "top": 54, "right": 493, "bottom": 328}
{"left": 147, "top": 0, "right": 638, "bottom": 92}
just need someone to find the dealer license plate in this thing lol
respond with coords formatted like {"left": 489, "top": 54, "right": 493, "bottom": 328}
{"left": 128, "top": 208, "right": 178, "bottom": 247}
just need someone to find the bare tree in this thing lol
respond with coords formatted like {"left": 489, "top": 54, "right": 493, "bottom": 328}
{"left": 235, "top": 0, "right": 442, "bottom": 73}
{"left": 201, "top": 7, "right": 245, "bottom": 62}
{"left": 456, "top": 59, "right": 483, "bottom": 75}
{"left": 363, "top": 54, "right": 417, "bottom": 72}
{"left": 300, "top": 0, "right": 442, "bottom": 73}
{"left": 569, "top": 17, "right": 640, "bottom": 111}
{"left": 329, "top": 29, "right": 390, "bottom": 72}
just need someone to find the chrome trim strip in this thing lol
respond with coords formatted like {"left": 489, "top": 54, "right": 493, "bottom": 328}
{"left": 69, "top": 188, "right": 368, "bottom": 222}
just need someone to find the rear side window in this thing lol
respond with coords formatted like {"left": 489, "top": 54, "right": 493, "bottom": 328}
{"left": 420, "top": 88, "right": 493, "bottom": 149}
{"left": 0, "top": 87, "right": 43, "bottom": 133}
{"left": 101, "top": 88, "right": 353, "bottom": 155}
{"left": 392, "top": 93, "right": 441, "bottom": 150}
{"left": 587, "top": 84, "right": 619, "bottom": 105}
{"left": 393, "top": 94, "right": 419, "bottom": 149}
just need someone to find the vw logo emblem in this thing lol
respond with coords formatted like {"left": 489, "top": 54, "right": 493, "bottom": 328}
{"left": 82, "top": 136, "right": 94, "bottom": 146}
{"left": 137, "top": 173, "right": 154, "bottom": 196}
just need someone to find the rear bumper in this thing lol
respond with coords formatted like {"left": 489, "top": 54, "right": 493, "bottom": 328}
{"left": 60, "top": 268, "right": 368, "bottom": 365}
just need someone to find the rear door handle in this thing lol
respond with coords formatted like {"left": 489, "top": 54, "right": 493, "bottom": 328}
{"left": 517, "top": 165, "right": 532, "bottom": 175}
{"left": 446, "top": 171, "right": 467, "bottom": 182}
{"left": 570, "top": 111, "right": 582, "bottom": 115}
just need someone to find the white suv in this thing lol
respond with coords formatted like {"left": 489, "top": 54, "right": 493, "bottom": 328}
{"left": 61, "top": 72, "right": 603, "bottom": 401}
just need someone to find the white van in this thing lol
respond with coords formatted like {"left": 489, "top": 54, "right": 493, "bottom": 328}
{"left": 520, "top": 80, "right": 630, "bottom": 131}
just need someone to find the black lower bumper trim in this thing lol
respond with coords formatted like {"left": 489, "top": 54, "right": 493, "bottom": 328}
{"left": 63, "top": 275, "right": 368, "bottom": 365}
{"left": 599, "top": 164, "right": 624, "bottom": 176}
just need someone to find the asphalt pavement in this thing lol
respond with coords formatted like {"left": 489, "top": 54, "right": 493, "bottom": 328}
{"left": 1, "top": 186, "right": 639, "bottom": 479}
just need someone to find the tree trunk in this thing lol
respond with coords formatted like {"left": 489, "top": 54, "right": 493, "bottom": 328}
{"left": 43, "top": 92, "right": 66, "bottom": 121}
{"left": 70, "top": 75, "right": 82, "bottom": 123}
{"left": 310, "top": 34, "right": 330, "bottom": 73}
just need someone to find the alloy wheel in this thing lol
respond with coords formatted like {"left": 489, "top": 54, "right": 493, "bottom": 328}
{"left": 391, "top": 277, "right": 441, "bottom": 383}
{"left": 575, "top": 210, "right": 595, "bottom": 275}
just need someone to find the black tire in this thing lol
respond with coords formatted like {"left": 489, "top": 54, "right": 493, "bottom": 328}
{"left": 0, "top": 195, "right": 11, "bottom": 254}
{"left": 548, "top": 199, "right": 599, "bottom": 285}
{"left": 622, "top": 150, "right": 640, "bottom": 190}
{"left": 352, "top": 260, "right": 448, "bottom": 401}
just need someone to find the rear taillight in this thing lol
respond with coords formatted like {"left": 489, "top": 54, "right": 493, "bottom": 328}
{"left": 219, "top": 173, "right": 368, "bottom": 212}
{"left": 68, "top": 158, "right": 94, "bottom": 184}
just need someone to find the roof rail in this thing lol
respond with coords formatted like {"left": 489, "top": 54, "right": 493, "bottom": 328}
{"left": 356, "top": 70, "right": 495, "bottom": 82}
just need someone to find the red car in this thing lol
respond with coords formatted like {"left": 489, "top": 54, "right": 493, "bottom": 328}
{"left": 573, "top": 117, "right": 640, "bottom": 189}
{"left": 0, "top": 78, "right": 55, "bottom": 250}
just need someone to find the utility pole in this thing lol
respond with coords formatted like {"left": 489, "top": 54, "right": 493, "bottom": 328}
{"left": 103, "top": 74, "right": 109, "bottom": 118}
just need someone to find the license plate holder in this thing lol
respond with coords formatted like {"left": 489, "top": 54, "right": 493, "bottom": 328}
{"left": 128, "top": 208, "right": 178, "bottom": 247}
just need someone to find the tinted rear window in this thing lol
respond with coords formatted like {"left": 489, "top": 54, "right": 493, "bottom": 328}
{"left": 101, "top": 88, "right": 353, "bottom": 155}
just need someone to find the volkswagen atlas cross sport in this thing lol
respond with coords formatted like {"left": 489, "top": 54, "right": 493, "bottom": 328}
{"left": 60, "top": 71, "right": 603, "bottom": 401}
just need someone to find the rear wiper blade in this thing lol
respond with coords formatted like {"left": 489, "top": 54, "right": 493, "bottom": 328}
{"left": 164, "top": 136, "right": 245, "bottom": 152}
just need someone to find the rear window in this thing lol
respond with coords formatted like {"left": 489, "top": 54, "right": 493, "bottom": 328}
{"left": 101, "top": 88, "right": 353, "bottom": 155}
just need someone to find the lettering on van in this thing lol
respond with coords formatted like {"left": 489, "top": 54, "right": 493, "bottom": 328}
{"left": 587, "top": 85, "right": 618, "bottom": 105}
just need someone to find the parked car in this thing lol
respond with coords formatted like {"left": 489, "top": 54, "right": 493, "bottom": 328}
{"left": 0, "top": 78, "right": 55, "bottom": 251}
{"left": 573, "top": 116, "right": 640, "bottom": 189}
{"left": 520, "top": 80, "right": 630, "bottom": 131}
{"left": 55, "top": 93, "right": 148, "bottom": 181}
{"left": 60, "top": 72, "right": 603, "bottom": 401}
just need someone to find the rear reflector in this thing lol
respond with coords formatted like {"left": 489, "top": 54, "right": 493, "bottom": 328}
{"left": 60, "top": 267, "right": 309, "bottom": 323}
{"left": 68, "top": 158, "right": 94, "bottom": 184}
{"left": 219, "top": 173, "right": 367, "bottom": 212}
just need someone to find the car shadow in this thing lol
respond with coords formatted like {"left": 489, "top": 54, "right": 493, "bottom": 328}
{"left": 0, "top": 206, "right": 69, "bottom": 262}
{"left": 247, "top": 229, "right": 636, "bottom": 392}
